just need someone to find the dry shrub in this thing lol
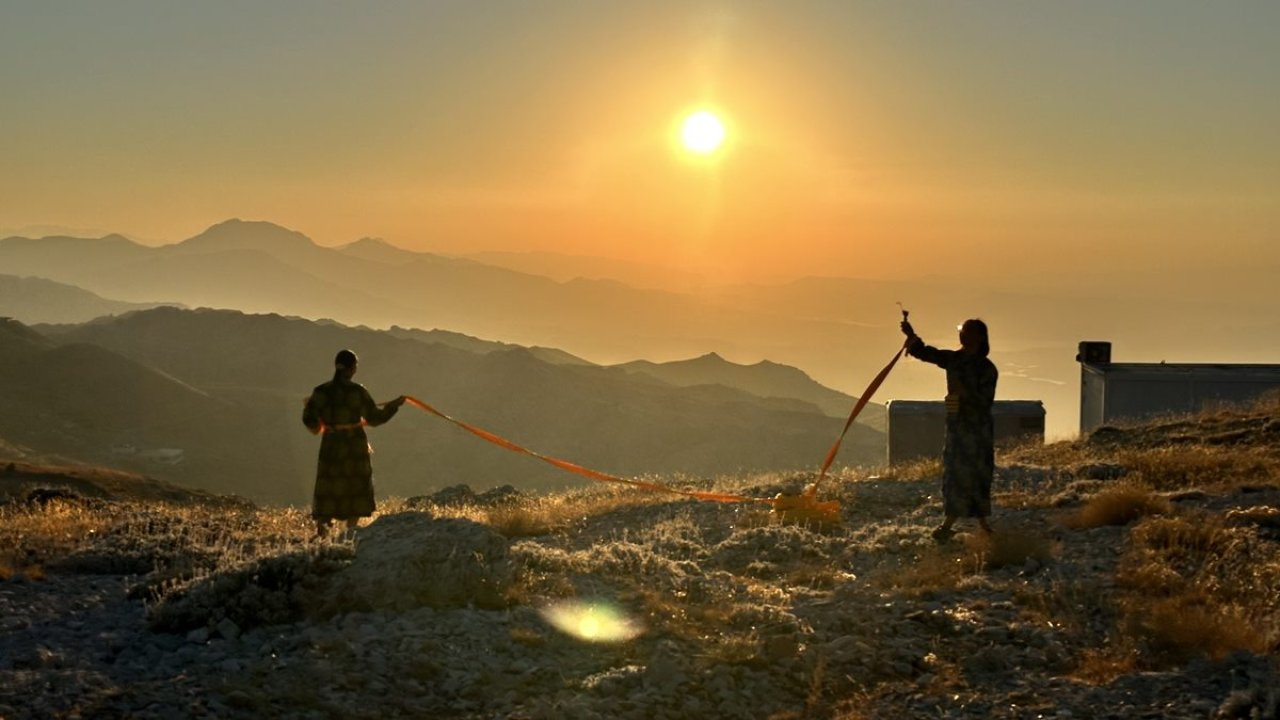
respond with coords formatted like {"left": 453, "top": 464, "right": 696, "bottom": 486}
{"left": 1117, "top": 446, "right": 1278, "bottom": 491}
{"left": 0, "top": 559, "right": 42, "bottom": 581}
{"left": 1062, "top": 481, "right": 1170, "bottom": 529}
{"left": 878, "top": 550, "right": 967, "bottom": 597}
{"left": 702, "top": 632, "right": 765, "bottom": 666}
{"left": 422, "top": 487, "right": 669, "bottom": 538}
{"left": 962, "top": 528, "right": 1054, "bottom": 571}
{"left": 0, "top": 499, "right": 114, "bottom": 563}
{"left": 484, "top": 504, "right": 559, "bottom": 537}
{"left": 620, "top": 585, "right": 709, "bottom": 640}
{"left": 1002, "top": 438, "right": 1100, "bottom": 468}
{"left": 874, "top": 530, "right": 1053, "bottom": 596}
{"left": 1072, "top": 644, "right": 1140, "bottom": 684}
{"left": 1112, "top": 512, "right": 1280, "bottom": 664}
{"left": 1127, "top": 512, "right": 1225, "bottom": 556}
{"left": 1120, "top": 595, "right": 1266, "bottom": 662}
{"left": 508, "top": 624, "right": 546, "bottom": 647}
{"left": 881, "top": 458, "right": 942, "bottom": 483}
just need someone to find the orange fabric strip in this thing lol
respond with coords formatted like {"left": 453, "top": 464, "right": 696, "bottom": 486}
{"left": 403, "top": 396, "right": 770, "bottom": 505}
{"left": 807, "top": 340, "right": 908, "bottom": 497}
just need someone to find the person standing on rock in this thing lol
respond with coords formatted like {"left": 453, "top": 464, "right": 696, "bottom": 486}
{"left": 303, "top": 349, "right": 406, "bottom": 536}
{"left": 900, "top": 317, "right": 998, "bottom": 542}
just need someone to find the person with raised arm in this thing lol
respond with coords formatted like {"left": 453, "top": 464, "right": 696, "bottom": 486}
{"left": 900, "top": 317, "right": 998, "bottom": 542}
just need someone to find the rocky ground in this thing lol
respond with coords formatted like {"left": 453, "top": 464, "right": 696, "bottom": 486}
{"left": 2, "top": 408, "right": 1279, "bottom": 719}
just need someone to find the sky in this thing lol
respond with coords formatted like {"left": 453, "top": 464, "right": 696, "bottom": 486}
{"left": 2, "top": 1, "right": 1277, "bottom": 287}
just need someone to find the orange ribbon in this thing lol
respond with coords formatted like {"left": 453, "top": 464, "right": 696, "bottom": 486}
{"left": 807, "top": 340, "right": 909, "bottom": 497}
{"left": 402, "top": 396, "right": 770, "bottom": 504}
{"left": 383, "top": 335, "right": 904, "bottom": 507}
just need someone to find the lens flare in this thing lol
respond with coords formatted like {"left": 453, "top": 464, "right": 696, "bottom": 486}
{"left": 540, "top": 600, "right": 643, "bottom": 643}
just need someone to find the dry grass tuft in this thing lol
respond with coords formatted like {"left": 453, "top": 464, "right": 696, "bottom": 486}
{"left": 0, "top": 499, "right": 115, "bottom": 563}
{"left": 1120, "top": 595, "right": 1267, "bottom": 662}
{"left": 878, "top": 550, "right": 968, "bottom": 597}
{"left": 701, "top": 632, "right": 766, "bottom": 666}
{"left": 483, "top": 503, "right": 561, "bottom": 537}
{"left": 880, "top": 527, "right": 1056, "bottom": 597}
{"left": 1112, "top": 511, "right": 1280, "bottom": 664}
{"left": 0, "top": 559, "right": 38, "bottom": 581}
{"left": 1062, "top": 480, "right": 1170, "bottom": 529}
{"left": 622, "top": 583, "right": 743, "bottom": 639}
{"left": 1127, "top": 512, "right": 1225, "bottom": 555}
{"left": 1118, "top": 446, "right": 1278, "bottom": 492}
{"left": 879, "top": 458, "right": 943, "bottom": 483}
{"left": 1072, "top": 644, "right": 1141, "bottom": 684}
{"left": 416, "top": 487, "right": 671, "bottom": 538}
{"left": 962, "top": 527, "right": 1055, "bottom": 571}
{"left": 508, "top": 625, "right": 547, "bottom": 647}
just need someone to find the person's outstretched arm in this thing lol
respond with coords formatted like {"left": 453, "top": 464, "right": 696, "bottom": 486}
{"left": 901, "top": 319, "right": 954, "bottom": 369}
{"left": 361, "top": 389, "right": 405, "bottom": 426}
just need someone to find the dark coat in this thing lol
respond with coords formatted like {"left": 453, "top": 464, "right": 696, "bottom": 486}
{"left": 302, "top": 378, "right": 400, "bottom": 521}
{"left": 906, "top": 339, "right": 998, "bottom": 518}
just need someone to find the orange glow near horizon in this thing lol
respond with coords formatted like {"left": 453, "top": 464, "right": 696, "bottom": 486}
{"left": 0, "top": 4, "right": 1276, "bottom": 289}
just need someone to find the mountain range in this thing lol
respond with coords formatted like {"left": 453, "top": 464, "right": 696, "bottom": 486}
{"left": 0, "top": 308, "right": 883, "bottom": 504}
{"left": 5, "top": 218, "right": 1279, "bottom": 442}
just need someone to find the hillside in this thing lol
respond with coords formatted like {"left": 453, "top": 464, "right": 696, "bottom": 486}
{"left": 0, "top": 317, "right": 232, "bottom": 476}
{"left": 24, "top": 308, "right": 884, "bottom": 503}
{"left": 1, "top": 398, "right": 1277, "bottom": 718}
{"left": 615, "top": 352, "right": 887, "bottom": 428}
{"left": 385, "top": 325, "right": 595, "bottom": 366}
{"left": 0, "top": 461, "right": 244, "bottom": 506}
{"left": 0, "top": 274, "right": 169, "bottom": 324}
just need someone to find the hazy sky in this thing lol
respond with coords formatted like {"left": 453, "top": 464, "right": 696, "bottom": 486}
{"left": 2, "top": 1, "right": 1277, "bottom": 285}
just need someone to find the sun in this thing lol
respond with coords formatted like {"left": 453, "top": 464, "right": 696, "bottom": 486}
{"left": 680, "top": 110, "right": 726, "bottom": 155}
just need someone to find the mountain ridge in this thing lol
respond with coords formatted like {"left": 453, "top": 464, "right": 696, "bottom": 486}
{"left": 21, "top": 308, "right": 885, "bottom": 503}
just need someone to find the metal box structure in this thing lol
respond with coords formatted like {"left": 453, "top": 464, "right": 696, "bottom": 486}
{"left": 886, "top": 400, "right": 1046, "bottom": 465}
{"left": 1077, "top": 341, "right": 1280, "bottom": 434}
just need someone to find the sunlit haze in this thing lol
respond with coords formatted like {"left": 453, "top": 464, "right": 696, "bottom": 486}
{"left": 3, "top": 3, "right": 1275, "bottom": 287}
{"left": 3, "top": 2, "right": 1279, "bottom": 441}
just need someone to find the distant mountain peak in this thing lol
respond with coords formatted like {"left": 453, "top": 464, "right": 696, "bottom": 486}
{"left": 178, "top": 219, "right": 317, "bottom": 252}
{"left": 691, "top": 351, "right": 732, "bottom": 363}
{"left": 346, "top": 236, "right": 390, "bottom": 247}
{"left": 335, "top": 236, "right": 458, "bottom": 266}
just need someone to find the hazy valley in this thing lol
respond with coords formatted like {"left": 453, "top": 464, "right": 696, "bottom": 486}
{"left": 10, "top": 219, "right": 1280, "bottom": 446}
{"left": 0, "top": 306, "right": 882, "bottom": 505}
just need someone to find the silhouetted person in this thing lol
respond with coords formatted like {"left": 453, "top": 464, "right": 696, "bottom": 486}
{"left": 900, "top": 317, "right": 998, "bottom": 542}
{"left": 302, "top": 349, "right": 405, "bottom": 536}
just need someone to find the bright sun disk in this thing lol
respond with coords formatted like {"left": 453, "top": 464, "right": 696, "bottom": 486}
{"left": 681, "top": 110, "right": 726, "bottom": 154}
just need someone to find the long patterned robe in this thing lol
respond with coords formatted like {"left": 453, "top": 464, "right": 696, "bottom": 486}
{"left": 906, "top": 340, "right": 999, "bottom": 518}
{"left": 302, "top": 378, "right": 400, "bottom": 522}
